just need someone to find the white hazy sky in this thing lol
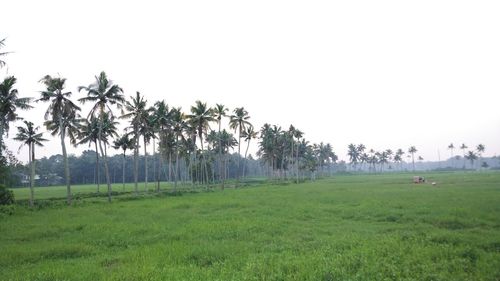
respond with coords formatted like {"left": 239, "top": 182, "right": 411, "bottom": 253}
{"left": 1, "top": 0, "right": 499, "bottom": 163}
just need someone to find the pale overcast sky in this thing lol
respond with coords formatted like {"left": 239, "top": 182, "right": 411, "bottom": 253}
{"left": 1, "top": 0, "right": 499, "bottom": 163}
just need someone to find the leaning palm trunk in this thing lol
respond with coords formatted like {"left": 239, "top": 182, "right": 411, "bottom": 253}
{"left": 242, "top": 139, "right": 251, "bottom": 179}
{"left": 60, "top": 120, "right": 71, "bottom": 205}
{"left": 29, "top": 143, "right": 35, "bottom": 207}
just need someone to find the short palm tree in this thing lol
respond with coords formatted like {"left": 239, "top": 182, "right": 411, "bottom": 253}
{"left": 38, "top": 75, "right": 80, "bottom": 205}
{"left": 465, "top": 151, "right": 478, "bottom": 169}
{"left": 229, "top": 107, "right": 251, "bottom": 184}
{"left": 14, "top": 121, "right": 47, "bottom": 207}
{"left": 113, "top": 133, "right": 135, "bottom": 191}
{"left": 78, "top": 72, "right": 124, "bottom": 202}
{"left": 0, "top": 76, "right": 32, "bottom": 156}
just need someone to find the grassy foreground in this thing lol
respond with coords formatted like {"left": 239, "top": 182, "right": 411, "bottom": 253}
{"left": 1, "top": 172, "right": 500, "bottom": 280}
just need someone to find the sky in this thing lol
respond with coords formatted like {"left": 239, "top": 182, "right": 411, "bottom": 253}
{"left": 1, "top": 0, "right": 499, "bottom": 163}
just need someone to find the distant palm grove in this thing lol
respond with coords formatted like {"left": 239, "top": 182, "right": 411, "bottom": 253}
{"left": 0, "top": 38, "right": 496, "bottom": 206}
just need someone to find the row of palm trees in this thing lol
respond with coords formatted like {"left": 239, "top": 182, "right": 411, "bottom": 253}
{"left": 447, "top": 143, "right": 486, "bottom": 169}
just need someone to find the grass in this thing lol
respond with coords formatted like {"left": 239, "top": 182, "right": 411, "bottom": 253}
{"left": 1, "top": 172, "right": 500, "bottom": 280}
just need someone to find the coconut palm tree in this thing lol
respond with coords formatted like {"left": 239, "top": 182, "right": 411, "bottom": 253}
{"left": 476, "top": 144, "right": 485, "bottom": 170}
{"left": 77, "top": 117, "right": 100, "bottom": 192}
{"left": 139, "top": 112, "right": 155, "bottom": 191}
{"left": 122, "top": 92, "right": 149, "bottom": 194}
{"left": 213, "top": 104, "right": 228, "bottom": 184}
{"left": 218, "top": 129, "right": 237, "bottom": 189}
{"left": 0, "top": 76, "right": 32, "bottom": 156}
{"left": 347, "top": 144, "right": 359, "bottom": 171}
{"left": 408, "top": 146, "right": 417, "bottom": 172}
{"left": 465, "top": 151, "right": 478, "bottom": 169}
{"left": 292, "top": 128, "right": 303, "bottom": 183}
{"left": 38, "top": 75, "right": 80, "bottom": 205}
{"left": 460, "top": 143, "right": 467, "bottom": 169}
{"left": 13, "top": 121, "right": 47, "bottom": 207}
{"left": 113, "top": 133, "right": 135, "bottom": 191}
{"left": 188, "top": 101, "right": 214, "bottom": 185}
{"left": 78, "top": 72, "right": 124, "bottom": 202}
{"left": 152, "top": 101, "right": 173, "bottom": 192}
{"left": 229, "top": 107, "right": 251, "bottom": 184}
{"left": 447, "top": 143, "right": 455, "bottom": 168}
{"left": 241, "top": 125, "right": 258, "bottom": 179}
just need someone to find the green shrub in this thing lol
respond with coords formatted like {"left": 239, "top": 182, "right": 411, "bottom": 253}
{"left": 0, "top": 184, "right": 15, "bottom": 205}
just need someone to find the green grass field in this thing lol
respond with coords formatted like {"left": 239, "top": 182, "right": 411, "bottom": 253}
{"left": 1, "top": 172, "right": 500, "bottom": 280}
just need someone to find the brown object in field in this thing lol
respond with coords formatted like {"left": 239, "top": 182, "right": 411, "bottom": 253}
{"left": 413, "top": 176, "right": 425, "bottom": 184}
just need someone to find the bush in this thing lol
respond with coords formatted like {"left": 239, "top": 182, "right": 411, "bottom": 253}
{"left": 0, "top": 184, "right": 15, "bottom": 205}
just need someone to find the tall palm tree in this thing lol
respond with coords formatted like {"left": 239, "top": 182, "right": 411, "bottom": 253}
{"left": 188, "top": 101, "right": 214, "bottom": 185}
{"left": 476, "top": 144, "right": 485, "bottom": 170}
{"left": 218, "top": 129, "right": 237, "bottom": 189}
{"left": 77, "top": 117, "right": 100, "bottom": 192}
{"left": 78, "top": 72, "right": 124, "bottom": 202}
{"left": 408, "top": 146, "right": 417, "bottom": 172}
{"left": 113, "top": 133, "right": 135, "bottom": 191}
{"left": 213, "top": 104, "right": 228, "bottom": 184}
{"left": 0, "top": 76, "right": 32, "bottom": 156}
{"left": 13, "top": 121, "right": 47, "bottom": 207}
{"left": 448, "top": 143, "right": 455, "bottom": 168}
{"left": 122, "top": 91, "right": 148, "bottom": 195}
{"left": 152, "top": 101, "right": 173, "bottom": 192}
{"left": 38, "top": 75, "right": 80, "bottom": 205}
{"left": 229, "top": 107, "right": 251, "bottom": 185}
{"left": 139, "top": 112, "right": 155, "bottom": 191}
{"left": 460, "top": 143, "right": 468, "bottom": 169}
{"left": 241, "top": 126, "right": 258, "bottom": 179}
{"left": 292, "top": 128, "right": 303, "bottom": 183}
{"left": 347, "top": 144, "right": 359, "bottom": 171}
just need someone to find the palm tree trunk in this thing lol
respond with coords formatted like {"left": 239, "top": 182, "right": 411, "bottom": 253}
{"left": 59, "top": 119, "right": 71, "bottom": 205}
{"left": 242, "top": 139, "right": 251, "bottom": 179}
{"left": 218, "top": 121, "right": 222, "bottom": 186}
{"left": 296, "top": 142, "right": 299, "bottom": 184}
{"left": 174, "top": 150, "right": 179, "bottom": 191}
{"left": 237, "top": 131, "right": 242, "bottom": 187}
{"left": 134, "top": 130, "right": 139, "bottom": 195}
{"left": 144, "top": 138, "right": 148, "bottom": 192}
{"left": 412, "top": 154, "right": 415, "bottom": 172}
{"left": 0, "top": 123, "right": 4, "bottom": 159}
{"left": 98, "top": 138, "right": 112, "bottom": 202}
{"left": 122, "top": 150, "right": 126, "bottom": 191}
{"left": 29, "top": 143, "right": 34, "bottom": 207}
{"left": 95, "top": 141, "right": 100, "bottom": 193}
{"left": 153, "top": 137, "right": 156, "bottom": 190}
{"left": 168, "top": 152, "right": 172, "bottom": 183}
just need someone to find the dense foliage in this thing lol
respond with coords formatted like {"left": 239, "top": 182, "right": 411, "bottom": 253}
{"left": 0, "top": 184, "right": 14, "bottom": 205}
